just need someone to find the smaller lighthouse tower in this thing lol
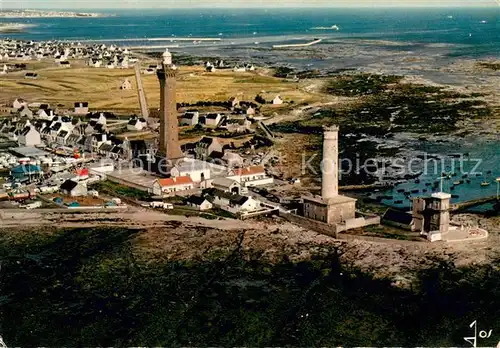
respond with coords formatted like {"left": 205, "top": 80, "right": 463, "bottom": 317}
{"left": 162, "top": 48, "right": 172, "bottom": 65}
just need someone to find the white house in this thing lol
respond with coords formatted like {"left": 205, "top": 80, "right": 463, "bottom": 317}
{"left": 89, "top": 112, "right": 107, "bottom": 125}
{"left": 74, "top": 102, "right": 89, "bottom": 115}
{"left": 19, "top": 106, "right": 33, "bottom": 118}
{"left": 212, "top": 177, "right": 241, "bottom": 195}
{"left": 60, "top": 179, "right": 88, "bottom": 197}
{"left": 205, "top": 113, "right": 222, "bottom": 127}
{"left": 152, "top": 176, "right": 194, "bottom": 196}
{"left": 186, "top": 195, "right": 213, "bottom": 211}
{"left": 272, "top": 95, "right": 284, "bottom": 105}
{"left": 195, "top": 137, "right": 223, "bottom": 161}
{"left": 127, "top": 117, "right": 147, "bottom": 131}
{"left": 18, "top": 126, "right": 41, "bottom": 147}
{"left": 180, "top": 111, "right": 199, "bottom": 126}
{"left": 13, "top": 98, "right": 27, "bottom": 110}
{"left": 245, "top": 106, "right": 256, "bottom": 116}
{"left": 120, "top": 78, "right": 132, "bottom": 90}
{"left": 56, "top": 130, "right": 72, "bottom": 145}
{"left": 229, "top": 165, "right": 274, "bottom": 187}
{"left": 208, "top": 188, "right": 260, "bottom": 214}
{"left": 38, "top": 108, "right": 55, "bottom": 120}
{"left": 229, "top": 97, "right": 240, "bottom": 109}
{"left": 171, "top": 159, "right": 211, "bottom": 183}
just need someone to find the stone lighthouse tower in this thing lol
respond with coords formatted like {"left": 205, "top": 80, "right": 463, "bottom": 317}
{"left": 302, "top": 124, "right": 357, "bottom": 225}
{"left": 157, "top": 51, "right": 183, "bottom": 160}
{"left": 322, "top": 125, "right": 339, "bottom": 199}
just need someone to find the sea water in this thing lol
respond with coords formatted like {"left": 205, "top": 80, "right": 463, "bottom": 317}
{"left": 1, "top": 8, "right": 498, "bottom": 57}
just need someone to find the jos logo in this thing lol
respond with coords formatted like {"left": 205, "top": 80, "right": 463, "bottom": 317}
{"left": 463, "top": 320, "right": 495, "bottom": 348}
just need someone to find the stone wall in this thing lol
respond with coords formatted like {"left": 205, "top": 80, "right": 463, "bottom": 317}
{"left": 279, "top": 211, "right": 337, "bottom": 237}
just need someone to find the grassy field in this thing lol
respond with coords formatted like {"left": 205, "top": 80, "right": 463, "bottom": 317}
{"left": 0, "top": 60, "right": 321, "bottom": 114}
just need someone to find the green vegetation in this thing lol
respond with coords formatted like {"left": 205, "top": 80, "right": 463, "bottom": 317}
{"left": 322, "top": 74, "right": 491, "bottom": 133}
{"left": 273, "top": 66, "right": 294, "bottom": 78}
{"left": 1, "top": 227, "right": 500, "bottom": 346}
{"left": 90, "top": 181, "right": 152, "bottom": 201}
{"left": 325, "top": 73, "right": 402, "bottom": 96}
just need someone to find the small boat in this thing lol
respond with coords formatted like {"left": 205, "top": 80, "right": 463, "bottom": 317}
{"left": 466, "top": 179, "right": 471, "bottom": 184}
{"left": 451, "top": 194, "right": 459, "bottom": 199}
{"left": 481, "top": 181, "right": 490, "bottom": 187}
{"left": 411, "top": 189, "right": 419, "bottom": 194}
{"left": 453, "top": 181, "right": 461, "bottom": 185}
{"left": 486, "top": 170, "right": 492, "bottom": 174}
{"left": 476, "top": 173, "right": 482, "bottom": 177}
{"left": 397, "top": 189, "right": 405, "bottom": 193}
{"left": 422, "top": 189, "right": 427, "bottom": 193}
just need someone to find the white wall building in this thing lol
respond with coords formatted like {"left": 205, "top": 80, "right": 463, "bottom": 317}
{"left": 152, "top": 176, "right": 194, "bottom": 196}
{"left": 18, "top": 126, "right": 41, "bottom": 147}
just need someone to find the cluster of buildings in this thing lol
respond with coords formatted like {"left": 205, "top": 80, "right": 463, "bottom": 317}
{"left": 0, "top": 39, "right": 136, "bottom": 71}
{"left": 204, "top": 60, "right": 256, "bottom": 73}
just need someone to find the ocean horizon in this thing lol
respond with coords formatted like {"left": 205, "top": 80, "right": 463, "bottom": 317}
{"left": 0, "top": 7, "right": 498, "bottom": 57}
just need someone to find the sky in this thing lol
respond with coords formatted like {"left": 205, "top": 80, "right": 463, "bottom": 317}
{"left": 1, "top": 0, "right": 498, "bottom": 9}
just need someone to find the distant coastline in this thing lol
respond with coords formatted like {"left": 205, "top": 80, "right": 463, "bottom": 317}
{"left": 0, "top": 9, "right": 108, "bottom": 18}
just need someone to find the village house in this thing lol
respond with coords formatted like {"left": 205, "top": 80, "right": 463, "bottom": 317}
{"left": 60, "top": 179, "right": 88, "bottom": 197}
{"left": 24, "top": 72, "right": 38, "bottom": 79}
{"left": 233, "top": 65, "right": 246, "bottom": 73}
{"left": 17, "top": 126, "right": 41, "bottom": 147}
{"left": 37, "top": 108, "right": 55, "bottom": 120}
{"left": 89, "top": 112, "right": 107, "bottom": 125}
{"left": 180, "top": 111, "right": 199, "bottom": 126}
{"left": 74, "top": 102, "right": 89, "bottom": 115}
{"left": 19, "top": 106, "right": 33, "bottom": 118}
{"left": 120, "top": 78, "right": 132, "bottom": 90}
{"left": 229, "top": 165, "right": 274, "bottom": 187}
{"left": 56, "top": 130, "right": 72, "bottom": 146}
{"left": 59, "top": 60, "right": 71, "bottom": 68}
{"left": 195, "top": 137, "right": 223, "bottom": 161}
{"left": 171, "top": 159, "right": 211, "bottom": 183}
{"left": 206, "top": 188, "right": 260, "bottom": 214}
{"left": 88, "top": 58, "right": 102, "bottom": 68}
{"left": 205, "top": 113, "right": 222, "bottom": 127}
{"left": 127, "top": 117, "right": 147, "bottom": 131}
{"left": 272, "top": 95, "right": 284, "bottom": 105}
{"left": 13, "top": 98, "right": 27, "bottom": 110}
{"left": 245, "top": 105, "right": 256, "bottom": 116}
{"left": 211, "top": 177, "right": 242, "bottom": 195}
{"left": 90, "top": 133, "right": 111, "bottom": 153}
{"left": 186, "top": 195, "right": 213, "bottom": 211}
{"left": 229, "top": 96, "right": 240, "bottom": 109}
{"left": 152, "top": 176, "right": 194, "bottom": 196}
